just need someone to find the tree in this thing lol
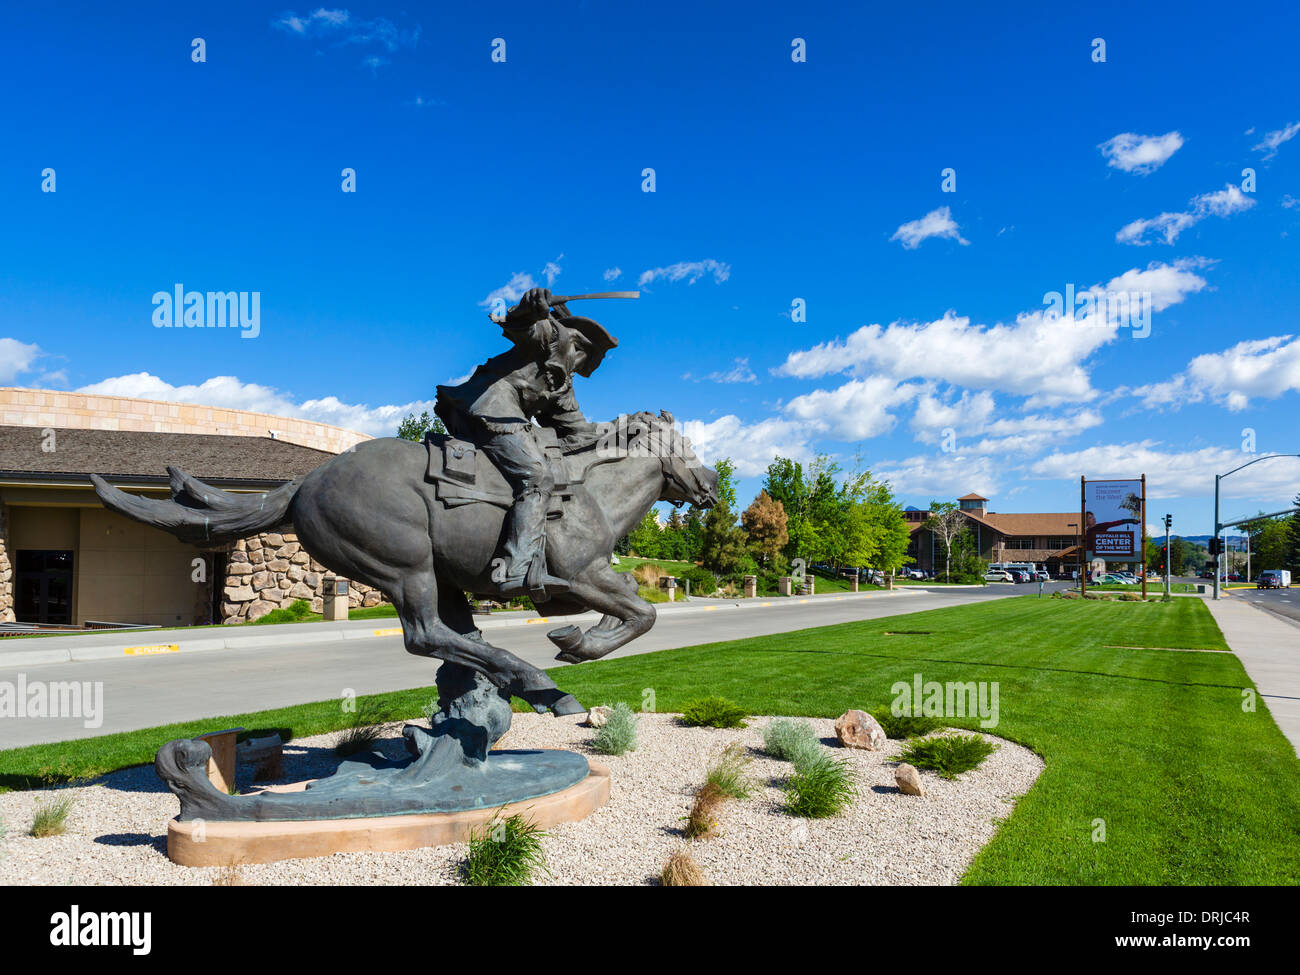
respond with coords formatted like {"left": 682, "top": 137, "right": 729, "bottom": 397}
{"left": 626, "top": 509, "right": 664, "bottom": 558}
{"left": 681, "top": 506, "right": 705, "bottom": 563}
{"left": 923, "top": 501, "right": 966, "bottom": 580}
{"left": 396, "top": 410, "right": 446, "bottom": 441}
{"left": 1288, "top": 494, "right": 1300, "bottom": 572}
{"left": 699, "top": 457, "right": 748, "bottom": 574}
{"left": 742, "top": 490, "right": 788, "bottom": 565}
{"left": 764, "top": 454, "right": 840, "bottom": 563}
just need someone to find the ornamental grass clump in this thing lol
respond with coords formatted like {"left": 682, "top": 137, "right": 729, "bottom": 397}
{"left": 334, "top": 700, "right": 392, "bottom": 756}
{"left": 660, "top": 847, "right": 709, "bottom": 886}
{"left": 679, "top": 696, "right": 749, "bottom": 729}
{"left": 684, "top": 743, "right": 754, "bottom": 839}
{"left": 761, "top": 717, "right": 821, "bottom": 765}
{"left": 463, "top": 813, "right": 549, "bottom": 886}
{"left": 29, "top": 794, "right": 74, "bottom": 838}
{"left": 704, "top": 742, "right": 753, "bottom": 799}
{"left": 591, "top": 702, "right": 639, "bottom": 756}
{"left": 782, "top": 752, "right": 856, "bottom": 818}
{"left": 898, "top": 734, "right": 998, "bottom": 780}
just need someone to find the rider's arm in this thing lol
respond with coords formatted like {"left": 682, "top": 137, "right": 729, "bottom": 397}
{"left": 548, "top": 387, "right": 600, "bottom": 451}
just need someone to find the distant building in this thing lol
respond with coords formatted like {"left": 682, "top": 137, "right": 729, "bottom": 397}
{"left": 0, "top": 387, "right": 381, "bottom": 627}
{"left": 905, "top": 493, "right": 1085, "bottom": 576}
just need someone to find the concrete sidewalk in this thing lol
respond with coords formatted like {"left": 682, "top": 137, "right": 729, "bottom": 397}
{"left": 0, "top": 587, "right": 916, "bottom": 670}
{"left": 1206, "top": 595, "right": 1300, "bottom": 756}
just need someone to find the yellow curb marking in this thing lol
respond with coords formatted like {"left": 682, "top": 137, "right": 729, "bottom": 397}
{"left": 525, "top": 618, "right": 550, "bottom": 624}
{"left": 372, "top": 627, "right": 403, "bottom": 636}
{"left": 124, "top": 644, "right": 179, "bottom": 656}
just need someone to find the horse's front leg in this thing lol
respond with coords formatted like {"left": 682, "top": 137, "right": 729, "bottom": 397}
{"left": 547, "top": 560, "right": 657, "bottom": 663}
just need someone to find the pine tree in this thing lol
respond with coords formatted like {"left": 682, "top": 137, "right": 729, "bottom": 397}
{"left": 742, "top": 490, "right": 788, "bottom": 566}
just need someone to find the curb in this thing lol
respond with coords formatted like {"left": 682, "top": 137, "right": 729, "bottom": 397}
{"left": 0, "top": 588, "right": 908, "bottom": 671}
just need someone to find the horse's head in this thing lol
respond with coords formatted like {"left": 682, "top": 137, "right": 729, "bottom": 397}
{"left": 621, "top": 411, "right": 718, "bottom": 509}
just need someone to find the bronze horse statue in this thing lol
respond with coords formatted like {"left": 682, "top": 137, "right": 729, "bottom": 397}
{"left": 91, "top": 411, "right": 717, "bottom": 720}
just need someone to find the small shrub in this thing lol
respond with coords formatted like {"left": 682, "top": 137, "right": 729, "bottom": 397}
{"left": 637, "top": 584, "right": 669, "bottom": 603}
{"left": 680, "top": 696, "right": 748, "bottom": 729}
{"left": 591, "top": 702, "right": 639, "bottom": 756}
{"left": 762, "top": 718, "right": 820, "bottom": 764}
{"left": 704, "top": 742, "right": 753, "bottom": 799}
{"left": 898, "top": 734, "right": 998, "bottom": 780}
{"left": 681, "top": 566, "right": 718, "bottom": 596}
{"left": 661, "top": 847, "right": 709, "bottom": 886}
{"left": 30, "top": 794, "right": 73, "bottom": 838}
{"left": 783, "top": 753, "right": 856, "bottom": 818}
{"left": 249, "top": 598, "right": 315, "bottom": 625}
{"left": 463, "top": 813, "right": 548, "bottom": 886}
{"left": 335, "top": 700, "right": 392, "bottom": 756}
{"left": 1120, "top": 592, "right": 1142, "bottom": 601}
{"left": 684, "top": 781, "right": 725, "bottom": 839}
{"left": 876, "top": 712, "right": 945, "bottom": 740}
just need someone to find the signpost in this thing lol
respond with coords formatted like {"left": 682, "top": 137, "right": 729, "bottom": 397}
{"left": 1081, "top": 475, "right": 1147, "bottom": 597}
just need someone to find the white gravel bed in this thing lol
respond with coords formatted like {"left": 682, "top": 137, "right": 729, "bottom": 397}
{"left": 0, "top": 713, "right": 1042, "bottom": 885}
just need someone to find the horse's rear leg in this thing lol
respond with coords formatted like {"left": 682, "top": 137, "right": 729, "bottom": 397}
{"left": 393, "top": 569, "right": 582, "bottom": 716}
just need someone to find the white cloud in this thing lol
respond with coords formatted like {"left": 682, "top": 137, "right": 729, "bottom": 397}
{"left": 602, "top": 267, "right": 622, "bottom": 282}
{"left": 73, "top": 372, "right": 435, "bottom": 438}
{"left": 890, "top": 206, "right": 968, "bottom": 250}
{"left": 776, "top": 261, "right": 1207, "bottom": 402}
{"left": 1029, "top": 440, "right": 1300, "bottom": 502}
{"left": 273, "top": 8, "right": 419, "bottom": 55}
{"left": 909, "top": 389, "right": 1104, "bottom": 454}
{"left": 872, "top": 452, "right": 1001, "bottom": 500}
{"left": 0, "top": 338, "right": 43, "bottom": 383}
{"left": 1252, "top": 121, "right": 1300, "bottom": 160}
{"left": 680, "top": 414, "right": 813, "bottom": 478}
{"left": 1117, "top": 183, "right": 1256, "bottom": 245}
{"left": 784, "top": 377, "right": 921, "bottom": 440}
{"left": 1098, "top": 131, "right": 1184, "bottom": 174}
{"left": 479, "top": 271, "right": 536, "bottom": 310}
{"left": 694, "top": 358, "right": 757, "bottom": 384}
{"left": 1131, "top": 334, "right": 1300, "bottom": 411}
{"left": 637, "top": 260, "right": 730, "bottom": 289}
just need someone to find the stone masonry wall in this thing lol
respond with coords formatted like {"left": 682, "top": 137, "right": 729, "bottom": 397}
{"left": 220, "top": 531, "right": 384, "bottom": 623}
{"left": 0, "top": 503, "right": 12, "bottom": 623}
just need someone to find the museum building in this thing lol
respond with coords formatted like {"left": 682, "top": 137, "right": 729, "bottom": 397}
{"left": 0, "top": 387, "right": 382, "bottom": 628}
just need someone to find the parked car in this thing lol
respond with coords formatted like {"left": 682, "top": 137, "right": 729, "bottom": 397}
{"left": 984, "top": 569, "right": 1013, "bottom": 583}
{"left": 903, "top": 568, "right": 927, "bottom": 580}
{"left": 1034, "top": 569, "right": 1050, "bottom": 582}
{"left": 1258, "top": 570, "right": 1292, "bottom": 589}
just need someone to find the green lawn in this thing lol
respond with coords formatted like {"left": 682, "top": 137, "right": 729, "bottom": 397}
{"left": 3, "top": 595, "right": 1297, "bottom": 884}
{"left": 554, "top": 596, "right": 1300, "bottom": 884}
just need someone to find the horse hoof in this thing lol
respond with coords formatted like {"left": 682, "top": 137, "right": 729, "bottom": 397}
{"left": 547, "top": 624, "right": 583, "bottom": 652}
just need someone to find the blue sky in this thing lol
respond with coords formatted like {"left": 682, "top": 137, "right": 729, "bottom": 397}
{"left": 3, "top": 1, "right": 1300, "bottom": 534}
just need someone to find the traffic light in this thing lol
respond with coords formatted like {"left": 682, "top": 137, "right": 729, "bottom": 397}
{"left": 1209, "top": 538, "right": 1222, "bottom": 555}
{"left": 1163, "top": 513, "right": 1172, "bottom": 531}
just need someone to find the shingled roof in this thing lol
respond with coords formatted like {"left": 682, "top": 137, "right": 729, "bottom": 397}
{"left": 0, "top": 425, "right": 335, "bottom": 485}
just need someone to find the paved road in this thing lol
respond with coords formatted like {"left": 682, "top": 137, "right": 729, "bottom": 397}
{"left": 1219, "top": 585, "right": 1300, "bottom": 626}
{"left": 0, "top": 585, "right": 1032, "bottom": 748}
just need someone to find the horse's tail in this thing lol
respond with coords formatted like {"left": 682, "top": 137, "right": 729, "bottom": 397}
{"left": 90, "top": 465, "right": 301, "bottom": 546}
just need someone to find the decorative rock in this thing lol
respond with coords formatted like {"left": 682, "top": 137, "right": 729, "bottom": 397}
{"left": 266, "top": 558, "right": 291, "bottom": 572}
{"left": 262, "top": 533, "right": 284, "bottom": 547}
{"left": 586, "top": 705, "right": 612, "bottom": 728}
{"left": 834, "top": 709, "right": 886, "bottom": 750}
{"left": 246, "top": 600, "right": 279, "bottom": 621}
{"left": 895, "top": 763, "right": 924, "bottom": 796}
{"left": 223, "top": 585, "right": 255, "bottom": 602}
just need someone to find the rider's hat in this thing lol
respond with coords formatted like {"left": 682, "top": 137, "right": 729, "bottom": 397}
{"left": 557, "top": 316, "right": 618, "bottom": 377}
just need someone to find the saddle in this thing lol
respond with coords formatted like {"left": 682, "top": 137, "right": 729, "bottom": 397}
{"left": 422, "top": 430, "right": 582, "bottom": 519}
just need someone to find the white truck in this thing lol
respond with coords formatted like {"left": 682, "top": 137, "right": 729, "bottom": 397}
{"left": 1257, "top": 569, "right": 1292, "bottom": 589}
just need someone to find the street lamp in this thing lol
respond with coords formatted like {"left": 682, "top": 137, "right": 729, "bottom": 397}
{"left": 1213, "top": 454, "right": 1300, "bottom": 600}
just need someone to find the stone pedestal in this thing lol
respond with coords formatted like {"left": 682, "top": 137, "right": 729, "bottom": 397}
{"left": 850, "top": 575, "right": 859, "bottom": 592}
{"left": 778, "top": 576, "right": 793, "bottom": 596}
{"left": 743, "top": 575, "right": 757, "bottom": 598}
{"left": 166, "top": 762, "right": 611, "bottom": 866}
{"left": 322, "top": 576, "right": 349, "bottom": 620}
{"left": 807, "top": 577, "right": 815, "bottom": 595}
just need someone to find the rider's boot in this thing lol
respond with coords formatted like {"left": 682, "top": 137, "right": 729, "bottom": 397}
{"left": 491, "top": 489, "right": 570, "bottom": 601}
